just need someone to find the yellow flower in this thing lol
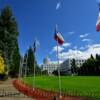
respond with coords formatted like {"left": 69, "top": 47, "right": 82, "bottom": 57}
{"left": 0, "top": 55, "right": 5, "bottom": 74}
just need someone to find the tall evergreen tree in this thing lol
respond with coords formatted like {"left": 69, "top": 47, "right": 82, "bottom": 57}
{"left": 0, "top": 6, "right": 20, "bottom": 75}
{"left": 90, "top": 54, "right": 94, "bottom": 60}
{"left": 9, "top": 40, "right": 20, "bottom": 76}
{"left": 25, "top": 47, "right": 40, "bottom": 75}
{"left": 95, "top": 54, "right": 100, "bottom": 75}
{"left": 78, "top": 54, "right": 97, "bottom": 76}
{"left": 27, "top": 47, "right": 34, "bottom": 75}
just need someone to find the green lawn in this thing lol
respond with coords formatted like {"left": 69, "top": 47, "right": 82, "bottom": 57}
{"left": 23, "top": 76, "right": 100, "bottom": 99}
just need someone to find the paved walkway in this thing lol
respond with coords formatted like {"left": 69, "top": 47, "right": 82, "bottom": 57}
{"left": 0, "top": 79, "right": 34, "bottom": 100}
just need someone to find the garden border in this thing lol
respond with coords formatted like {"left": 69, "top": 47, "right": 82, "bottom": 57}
{"left": 12, "top": 80, "right": 93, "bottom": 100}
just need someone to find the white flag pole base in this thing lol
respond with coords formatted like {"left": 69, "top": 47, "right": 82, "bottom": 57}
{"left": 59, "top": 95, "right": 62, "bottom": 99}
{"left": 33, "top": 88, "right": 35, "bottom": 91}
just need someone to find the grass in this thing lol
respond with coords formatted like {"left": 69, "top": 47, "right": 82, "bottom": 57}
{"left": 23, "top": 76, "right": 100, "bottom": 99}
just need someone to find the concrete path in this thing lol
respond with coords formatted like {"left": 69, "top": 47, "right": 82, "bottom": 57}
{"left": 0, "top": 79, "right": 34, "bottom": 100}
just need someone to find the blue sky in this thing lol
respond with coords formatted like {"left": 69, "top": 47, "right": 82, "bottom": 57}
{"left": 0, "top": 0, "right": 100, "bottom": 64}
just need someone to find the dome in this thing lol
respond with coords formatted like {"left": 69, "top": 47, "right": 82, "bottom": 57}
{"left": 43, "top": 57, "right": 50, "bottom": 64}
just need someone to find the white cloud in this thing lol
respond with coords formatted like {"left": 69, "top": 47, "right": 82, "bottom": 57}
{"left": 82, "top": 38, "right": 91, "bottom": 42}
{"left": 68, "top": 31, "right": 75, "bottom": 35}
{"left": 80, "top": 33, "right": 89, "bottom": 38}
{"left": 79, "top": 47, "right": 85, "bottom": 50}
{"left": 52, "top": 46, "right": 64, "bottom": 53}
{"left": 56, "top": 2, "right": 61, "bottom": 10}
{"left": 87, "top": 44, "right": 99, "bottom": 56}
{"left": 73, "top": 46, "right": 78, "bottom": 50}
{"left": 59, "top": 49, "right": 83, "bottom": 60}
{"left": 51, "top": 43, "right": 71, "bottom": 54}
{"left": 58, "top": 44, "right": 100, "bottom": 60}
{"left": 97, "top": 0, "right": 100, "bottom": 4}
{"left": 62, "top": 43, "right": 71, "bottom": 47}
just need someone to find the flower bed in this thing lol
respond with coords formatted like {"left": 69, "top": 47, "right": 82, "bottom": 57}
{"left": 12, "top": 80, "right": 92, "bottom": 100}
{"left": 12, "top": 80, "right": 54, "bottom": 99}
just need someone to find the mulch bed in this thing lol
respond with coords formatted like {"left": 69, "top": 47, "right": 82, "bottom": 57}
{"left": 12, "top": 80, "right": 93, "bottom": 100}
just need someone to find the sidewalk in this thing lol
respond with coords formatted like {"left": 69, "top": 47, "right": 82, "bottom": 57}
{"left": 0, "top": 79, "right": 34, "bottom": 100}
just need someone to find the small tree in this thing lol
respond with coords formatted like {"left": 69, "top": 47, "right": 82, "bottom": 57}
{"left": 0, "top": 54, "right": 7, "bottom": 80}
{"left": 0, "top": 55, "right": 5, "bottom": 74}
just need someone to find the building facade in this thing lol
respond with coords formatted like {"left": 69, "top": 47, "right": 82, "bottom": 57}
{"left": 41, "top": 57, "right": 59, "bottom": 75}
{"left": 41, "top": 57, "right": 86, "bottom": 75}
{"left": 60, "top": 59, "right": 86, "bottom": 75}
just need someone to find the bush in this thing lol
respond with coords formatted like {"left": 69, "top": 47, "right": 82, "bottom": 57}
{"left": 0, "top": 55, "right": 5, "bottom": 74}
{"left": 0, "top": 54, "right": 7, "bottom": 80}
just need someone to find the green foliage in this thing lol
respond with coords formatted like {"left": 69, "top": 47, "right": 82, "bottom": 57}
{"left": 0, "top": 54, "right": 8, "bottom": 80}
{"left": 41, "top": 70, "right": 48, "bottom": 75}
{"left": 27, "top": 47, "right": 35, "bottom": 75}
{"left": 78, "top": 54, "right": 100, "bottom": 76}
{"left": 0, "top": 55, "right": 5, "bottom": 74}
{"left": 9, "top": 41, "right": 20, "bottom": 74}
{"left": 0, "top": 6, "right": 20, "bottom": 76}
{"left": 25, "top": 47, "right": 41, "bottom": 75}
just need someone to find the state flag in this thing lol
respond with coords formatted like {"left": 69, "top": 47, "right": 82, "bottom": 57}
{"left": 96, "top": 12, "right": 100, "bottom": 32}
{"left": 54, "top": 25, "right": 64, "bottom": 45}
{"left": 54, "top": 32, "right": 64, "bottom": 45}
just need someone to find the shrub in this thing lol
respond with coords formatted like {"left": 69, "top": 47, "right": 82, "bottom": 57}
{"left": 0, "top": 55, "right": 5, "bottom": 74}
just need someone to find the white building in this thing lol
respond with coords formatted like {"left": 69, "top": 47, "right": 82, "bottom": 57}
{"left": 41, "top": 57, "right": 86, "bottom": 75}
{"left": 41, "top": 57, "right": 59, "bottom": 75}
{"left": 60, "top": 59, "right": 86, "bottom": 75}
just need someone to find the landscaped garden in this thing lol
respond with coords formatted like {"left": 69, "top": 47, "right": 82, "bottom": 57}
{"left": 23, "top": 76, "right": 100, "bottom": 100}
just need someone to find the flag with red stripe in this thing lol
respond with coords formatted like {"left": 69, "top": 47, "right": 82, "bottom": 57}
{"left": 96, "top": 10, "right": 100, "bottom": 32}
{"left": 54, "top": 26, "right": 64, "bottom": 45}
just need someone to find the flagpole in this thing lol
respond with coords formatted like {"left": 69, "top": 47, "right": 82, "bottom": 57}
{"left": 33, "top": 52, "right": 35, "bottom": 90}
{"left": 19, "top": 56, "right": 23, "bottom": 81}
{"left": 33, "top": 39, "right": 37, "bottom": 91}
{"left": 25, "top": 51, "right": 28, "bottom": 78}
{"left": 57, "top": 39, "right": 62, "bottom": 99}
{"left": 18, "top": 57, "right": 22, "bottom": 79}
